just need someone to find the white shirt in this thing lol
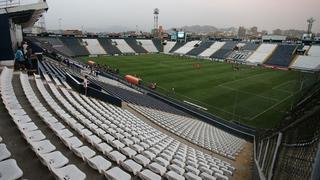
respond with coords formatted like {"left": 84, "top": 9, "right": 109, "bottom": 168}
{"left": 83, "top": 79, "right": 88, "bottom": 88}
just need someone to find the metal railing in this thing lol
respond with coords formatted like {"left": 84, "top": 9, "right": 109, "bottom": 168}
{"left": 0, "top": 0, "right": 45, "bottom": 9}
{"left": 0, "top": 0, "right": 20, "bottom": 8}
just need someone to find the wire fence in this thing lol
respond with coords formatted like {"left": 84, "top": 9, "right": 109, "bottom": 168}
{"left": 254, "top": 85, "right": 320, "bottom": 180}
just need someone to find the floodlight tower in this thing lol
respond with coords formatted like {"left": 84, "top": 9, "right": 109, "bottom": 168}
{"left": 307, "top": 17, "right": 315, "bottom": 34}
{"left": 153, "top": 8, "right": 159, "bottom": 32}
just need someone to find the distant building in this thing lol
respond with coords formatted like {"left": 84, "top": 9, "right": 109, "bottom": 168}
{"left": 250, "top": 26, "right": 258, "bottom": 36}
{"left": 262, "top": 35, "right": 287, "bottom": 42}
{"left": 63, "top": 30, "right": 83, "bottom": 36}
{"left": 273, "top": 29, "right": 283, "bottom": 35}
{"left": 238, "top": 26, "right": 246, "bottom": 39}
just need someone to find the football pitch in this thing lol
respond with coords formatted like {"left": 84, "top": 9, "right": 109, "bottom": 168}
{"left": 81, "top": 54, "right": 314, "bottom": 129}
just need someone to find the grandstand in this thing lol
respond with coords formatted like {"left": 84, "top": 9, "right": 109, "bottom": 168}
{"left": 246, "top": 44, "right": 278, "bottom": 65}
{"left": 186, "top": 41, "right": 214, "bottom": 56}
{"left": 97, "top": 38, "right": 122, "bottom": 55}
{"left": 136, "top": 39, "right": 159, "bottom": 53}
{"left": 1, "top": 1, "right": 320, "bottom": 180}
{"left": 163, "top": 41, "right": 176, "bottom": 54}
{"left": 174, "top": 41, "right": 201, "bottom": 55}
{"left": 124, "top": 38, "right": 148, "bottom": 54}
{"left": 264, "top": 45, "right": 297, "bottom": 68}
{"left": 199, "top": 42, "right": 226, "bottom": 58}
{"left": 60, "top": 37, "right": 90, "bottom": 57}
{"left": 82, "top": 39, "right": 107, "bottom": 55}
{"left": 210, "top": 41, "right": 237, "bottom": 60}
{"left": 291, "top": 45, "right": 320, "bottom": 71}
{"left": 111, "top": 39, "right": 136, "bottom": 54}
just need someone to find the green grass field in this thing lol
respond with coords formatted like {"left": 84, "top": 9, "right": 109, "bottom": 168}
{"left": 81, "top": 54, "right": 315, "bottom": 129}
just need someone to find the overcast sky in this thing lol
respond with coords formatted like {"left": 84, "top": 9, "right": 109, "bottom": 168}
{"left": 44, "top": 0, "right": 320, "bottom": 33}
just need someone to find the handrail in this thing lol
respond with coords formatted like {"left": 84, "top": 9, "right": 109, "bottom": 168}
{"left": 0, "top": 0, "right": 20, "bottom": 8}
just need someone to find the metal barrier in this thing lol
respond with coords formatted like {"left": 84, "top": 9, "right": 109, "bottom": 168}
{"left": 254, "top": 91, "right": 320, "bottom": 180}
{"left": 0, "top": 0, "right": 20, "bottom": 8}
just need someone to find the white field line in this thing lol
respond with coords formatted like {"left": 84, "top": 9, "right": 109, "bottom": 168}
{"left": 219, "top": 85, "right": 279, "bottom": 102}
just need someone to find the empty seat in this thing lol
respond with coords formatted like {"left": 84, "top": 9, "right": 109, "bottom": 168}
{"left": 184, "top": 172, "right": 202, "bottom": 180}
{"left": 73, "top": 146, "right": 96, "bottom": 161}
{"left": 133, "top": 154, "right": 151, "bottom": 167}
{"left": 0, "top": 159, "right": 23, "bottom": 180}
{"left": 39, "top": 151, "right": 69, "bottom": 169}
{"left": 148, "top": 162, "right": 167, "bottom": 176}
{"left": 200, "top": 172, "right": 216, "bottom": 180}
{"left": 120, "top": 159, "right": 143, "bottom": 175}
{"left": 30, "top": 140, "right": 56, "bottom": 154}
{"left": 0, "top": 144, "right": 11, "bottom": 161}
{"left": 52, "top": 164, "right": 86, "bottom": 180}
{"left": 62, "top": 136, "right": 83, "bottom": 149}
{"left": 165, "top": 170, "right": 186, "bottom": 180}
{"left": 87, "top": 155, "right": 112, "bottom": 174}
{"left": 95, "top": 143, "right": 113, "bottom": 155}
{"left": 107, "top": 151, "right": 126, "bottom": 164}
{"left": 138, "top": 169, "right": 161, "bottom": 180}
{"left": 104, "top": 167, "right": 131, "bottom": 180}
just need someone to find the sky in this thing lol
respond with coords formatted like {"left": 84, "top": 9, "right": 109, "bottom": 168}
{"left": 44, "top": 0, "right": 320, "bottom": 33}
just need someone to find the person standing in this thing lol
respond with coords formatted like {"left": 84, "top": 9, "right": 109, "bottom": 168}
{"left": 83, "top": 75, "right": 89, "bottom": 96}
{"left": 14, "top": 47, "right": 25, "bottom": 70}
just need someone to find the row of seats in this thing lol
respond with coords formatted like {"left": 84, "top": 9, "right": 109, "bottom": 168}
{"left": 174, "top": 41, "right": 201, "bottom": 55}
{"left": 129, "top": 104, "right": 246, "bottom": 159}
{"left": 39, "top": 65, "right": 235, "bottom": 179}
{"left": 112, "top": 39, "right": 136, "bottom": 54}
{"left": 82, "top": 39, "right": 107, "bottom": 55}
{"left": 19, "top": 72, "right": 87, "bottom": 179}
{"left": 137, "top": 39, "right": 159, "bottom": 53}
{"left": 0, "top": 68, "right": 24, "bottom": 180}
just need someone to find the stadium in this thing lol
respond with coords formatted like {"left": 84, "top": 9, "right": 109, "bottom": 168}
{"left": 0, "top": 0, "right": 320, "bottom": 180}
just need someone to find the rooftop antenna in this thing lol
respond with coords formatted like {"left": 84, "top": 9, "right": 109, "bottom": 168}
{"left": 153, "top": 8, "right": 159, "bottom": 32}
{"left": 307, "top": 17, "right": 315, "bottom": 34}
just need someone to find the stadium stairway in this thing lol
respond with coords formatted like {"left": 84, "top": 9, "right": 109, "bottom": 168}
{"left": 264, "top": 44, "right": 298, "bottom": 68}
{"left": 97, "top": 38, "right": 122, "bottom": 55}
{"left": 60, "top": 37, "right": 90, "bottom": 57}
{"left": 186, "top": 41, "right": 214, "bottom": 56}
{"left": 125, "top": 38, "right": 148, "bottom": 54}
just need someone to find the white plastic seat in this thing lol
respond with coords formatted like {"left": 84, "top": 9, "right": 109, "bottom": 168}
{"left": 18, "top": 122, "right": 38, "bottom": 132}
{"left": 184, "top": 172, "right": 202, "bottom": 180}
{"left": 62, "top": 136, "right": 83, "bottom": 149}
{"left": 25, "top": 130, "right": 46, "bottom": 142}
{"left": 165, "top": 170, "right": 186, "bottom": 180}
{"left": 130, "top": 144, "right": 144, "bottom": 153}
{"left": 87, "top": 155, "right": 112, "bottom": 174}
{"left": 148, "top": 162, "right": 167, "bottom": 176}
{"left": 39, "top": 151, "right": 69, "bottom": 169}
{"left": 110, "top": 140, "right": 125, "bottom": 150}
{"left": 52, "top": 164, "right": 86, "bottom": 180}
{"left": 120, "top": 147, "right": 137, "bottom": 158}
{"left": 168, "top": 164, "right": 185, "bottom": 175}
{"left": 120, "top": 159, "right": 143, "bottom": 175}
{"left": 73, "top": 146, "right": 96, "bottom": 161}
{"left": 95, "top": 143, "right": 113, "bottom": 155}
{"left": 185, "top": 165, "right": 200, "bottom": 175}
{"left": 30, "top": 140, "right": 56, "bottom": 155}
{"left": 142, "top": 151, "right": 156, "bottom": 160}
{"left": 86, "top": 135, "right": 102, "bottom": 146}
{"left": 200, "top": 172, "right": 217, "bottom": 180}
{"left": 172, "top": 159, "right": 185, "bottom": 168}
{"left": 133, "top": 154, "right": 150, "bottom": 167}
{"left": 0, "top": 144, "right": 11, "bottom": 161}
{"left": 102, "top": 134, "right": 115, "bottom": 143}
{"left": 56, "top": 129, "right": 73, "bottom": 139}
{"left": 138, "top": 169, "right": 161, "bottom": 180}
{"left": 106, "top": 151, "right": 126, "bottom": 164}
{"left": 104, "top": 167, "right": 131, "bottom": 180}
{"left": 0, "top": 136, "right": 2, "bottom": 142}
{"left": 0, "top": 159, "right": 23, "bottom": 180}
{"left": 214, "top": 173, "right": 228, "bottom": 180}
{"left": 154, "top": 156, "right": 170, "bottom": 167}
